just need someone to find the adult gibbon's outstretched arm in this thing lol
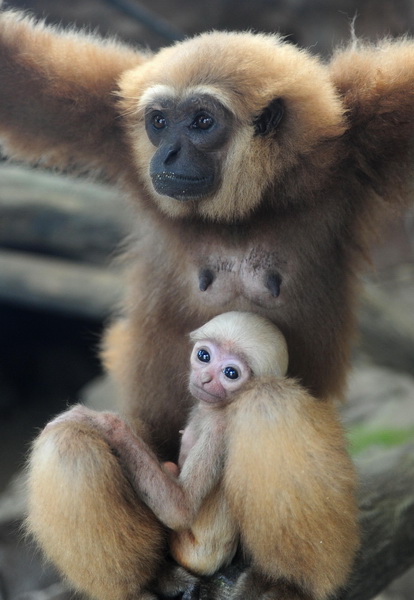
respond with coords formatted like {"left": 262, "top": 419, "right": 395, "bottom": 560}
{"left": 330, "top": 39, "right": 414, "bottom": 208}
{"left": 0, "top": 4, "right": 143, "bottom": 177}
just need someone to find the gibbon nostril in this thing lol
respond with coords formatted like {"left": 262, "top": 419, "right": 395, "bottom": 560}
{"left": 265, "top": 272, "right": 282, "bottom": 297}
{"left": 164, "top": 144, "right": 181, "bottom": 165}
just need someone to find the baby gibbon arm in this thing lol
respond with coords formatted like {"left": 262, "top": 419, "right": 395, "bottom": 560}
{"left": 0, "top": 6, "right": 143, "bottom": 177}
{"left": 224, "top": 378, "right": 359, "bottom": 600}
{"left": 329, "top": 39, "right": 414, "bottom": 208}
{"left": 48, "top": 404, "right": 224, "bottom": 531}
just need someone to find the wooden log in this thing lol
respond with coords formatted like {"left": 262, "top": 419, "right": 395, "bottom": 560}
{"left": 0, "top": 165, "right": 128, "bottom": 264}
{"left": 340, "top": 444, "right": 414, "bottom": 600}
{"left": 0, "top": 249, "right": 122, "bottom": 320}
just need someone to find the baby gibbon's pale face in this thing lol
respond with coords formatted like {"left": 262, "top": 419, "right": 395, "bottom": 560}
{"left": 189, "top": 340, "right": 251, "bottom": 404}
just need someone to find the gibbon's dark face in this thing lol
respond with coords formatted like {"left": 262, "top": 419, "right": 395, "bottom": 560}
{"left": 144, "top": 93, "right": 285, "bottom": 204}
{"left": 145, "top": 94, "right": 234, "bottom": 201}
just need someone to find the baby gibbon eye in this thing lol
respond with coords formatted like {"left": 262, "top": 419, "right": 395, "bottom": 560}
{"left": 223, "top": 366, "right": 239, "bottom": 380}
{"left": 151, "top": 112, "right": 167, "bottom": 130}
{"left": 191, "top": 113, "right": 214, "bottom": 130}
{"left": 197, "top": 348, "right": 211, "bottom": 362}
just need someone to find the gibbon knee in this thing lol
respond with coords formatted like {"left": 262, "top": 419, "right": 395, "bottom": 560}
{"left": 27, "top": 420, "right": 165, "bottom": 600}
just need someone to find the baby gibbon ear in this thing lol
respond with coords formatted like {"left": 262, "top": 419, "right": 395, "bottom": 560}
{"left": 253, "top": 98, "right": 284, "bottom": 136}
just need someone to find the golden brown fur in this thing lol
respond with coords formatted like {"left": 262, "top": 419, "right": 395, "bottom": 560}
{"left": 1, "top": 12, "right": 413, "bottom": 423}
{"left": 119, "top": 31, "right": 346, "bottom": 222}
{"left": 169, "top": 484, "right": 239, "bottom": 576}
{"left": 0, "top": 8, "right": 142, "bottom": 178}
{"left": 225, "top": 378, "right": 358, "bottom": 598}
{"left": 0, "top": 7, "right": 412, "bottom": 599}
{"left": 173, "top": 315, "right": 358, "bottom": 597}
{"left": 27, "top": 422, "right": 165, "bottom": 600}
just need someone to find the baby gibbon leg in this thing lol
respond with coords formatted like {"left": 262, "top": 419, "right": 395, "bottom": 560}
{"left": 26, "top": 419, "right": 166, "bottom": 600}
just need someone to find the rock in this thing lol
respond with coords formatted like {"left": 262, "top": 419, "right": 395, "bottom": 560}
{"left": 344, "top": 365, "right": 414, "bottom": 430}
{"left": 340, "top": 443, "right": 414, "bottom": 600}
{"left": 358, "top": 278, "right": 414, "bottom": 377}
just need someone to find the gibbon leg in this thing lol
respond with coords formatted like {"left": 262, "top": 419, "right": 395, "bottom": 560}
{"left": 26, "top": 419, "right": 166, "bottom": 600}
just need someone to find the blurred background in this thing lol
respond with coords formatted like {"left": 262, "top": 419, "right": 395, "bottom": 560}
{"left": 0, "top": 1, "right": 413, "bottom": 599}
{"left": 5, "top": 0, "right": 414, "bottom": 52}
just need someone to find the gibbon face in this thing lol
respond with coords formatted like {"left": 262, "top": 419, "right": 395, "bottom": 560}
{"left": 189, "top": 339, "right": 251, "bottom": 404}
{"left": 118, "top": 31, "right": 345, "bottom": 222}
{"left": 145, "top": 92, "right": 235, "bottom": 202}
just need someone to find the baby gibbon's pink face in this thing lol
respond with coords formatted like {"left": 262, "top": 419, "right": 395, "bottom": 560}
{"left": 189, "top": 340, "right": 251, "bottom": 404}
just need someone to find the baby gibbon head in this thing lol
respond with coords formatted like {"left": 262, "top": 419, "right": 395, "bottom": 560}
{"left": 190, "top": 311, "right": 288, "bottom": 380}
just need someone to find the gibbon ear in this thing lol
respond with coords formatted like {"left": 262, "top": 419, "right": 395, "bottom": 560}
{"left": 253, "top": 98, "right": 284, "bottom": 136}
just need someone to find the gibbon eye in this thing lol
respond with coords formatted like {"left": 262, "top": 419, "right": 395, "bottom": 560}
{"left": 151, "top": 113, "right": 167, "bottom": 130}
{"left": 223, "top": 366, "right": 239, "bottom": 380}
{"left": 197, "top": 348, "right": 211, "bottom": 363}
{"left": 192, "top": 113, "right": 214, "bottom": 130}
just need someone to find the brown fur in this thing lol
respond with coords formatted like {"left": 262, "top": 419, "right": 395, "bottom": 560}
{"left": 224, "top": 378, "right": 358, "bottom": 598}
{"left": 0, "top": 9, "right": 143, "bottom": 178}
{"left": 118, "top": 31, "right": 346, "bottom": 222}
{"left": 0, "top": 8, "right": 411, "bottom": 599}
{"left": 169, "top": 484, "right": 239, "bottom": 575}
{"left": 27, "top": 422, "right": 165, "bottom": 600}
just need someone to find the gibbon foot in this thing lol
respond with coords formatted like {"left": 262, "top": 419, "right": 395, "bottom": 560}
{"left": 154, "top": 563, "right": 199, "bottom": 598}
{"left": 230, "top": 570, "right": 313, "bottom": 600}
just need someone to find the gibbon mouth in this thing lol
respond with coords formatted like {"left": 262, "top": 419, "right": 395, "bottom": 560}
{"left": 189, "top": 383, "right": 224, "bottom": 404}
{"left": 151, "top": 172, "right": 215, "bottom": 201}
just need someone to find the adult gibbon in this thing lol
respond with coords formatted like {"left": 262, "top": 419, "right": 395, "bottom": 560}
{"left": 0, "top": 6, "right": 413, "bottom": 599}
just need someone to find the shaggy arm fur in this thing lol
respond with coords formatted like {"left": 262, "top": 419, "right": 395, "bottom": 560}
{"left": 0, "top": 5, "right": 145, "bottom": 178}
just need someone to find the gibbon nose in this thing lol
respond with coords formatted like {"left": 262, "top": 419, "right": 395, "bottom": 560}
{"left": 163, "top": 144, "right": 181, "bottom": 165}
{"left": 201, "top": 371, "right": 213, "bottom": 384}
